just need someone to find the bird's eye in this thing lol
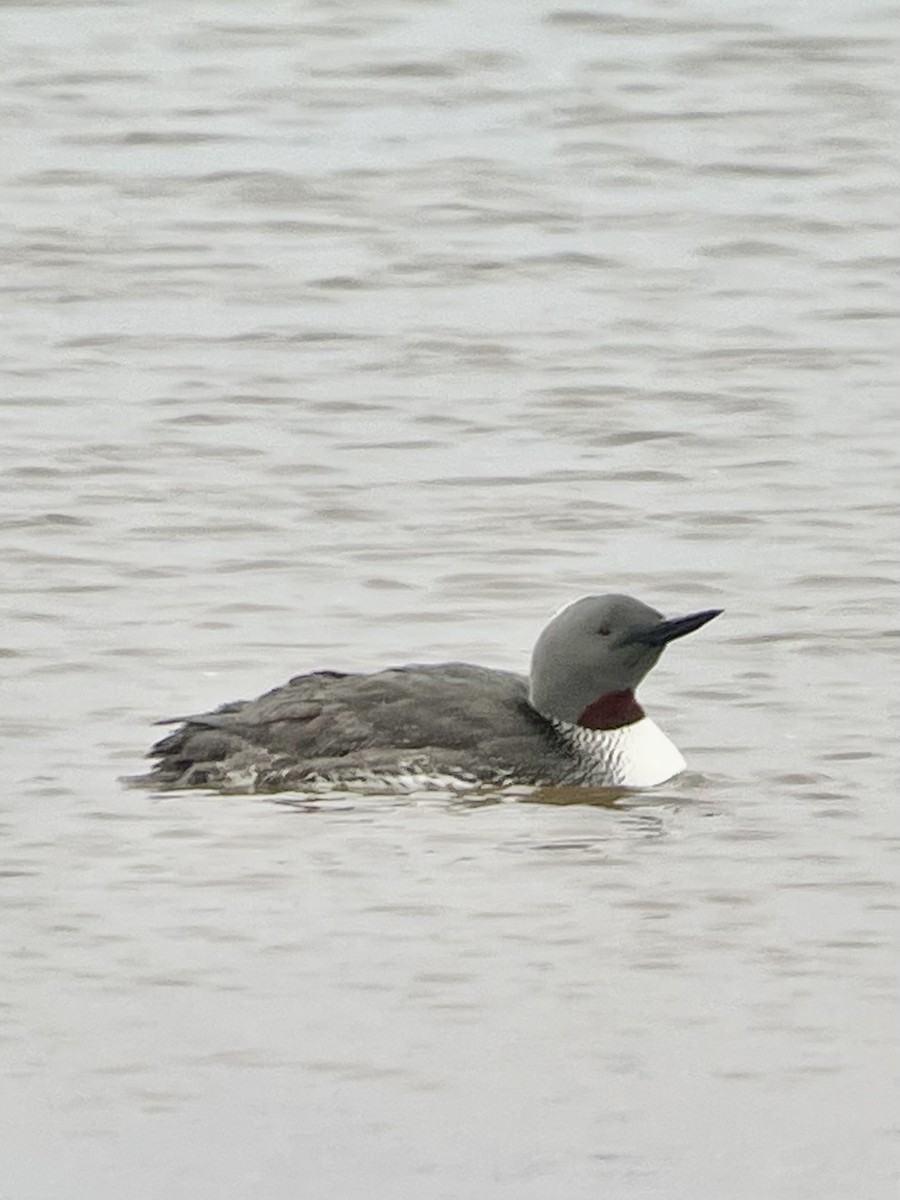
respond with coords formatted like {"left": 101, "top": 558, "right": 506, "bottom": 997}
{"left": 597, "top": 627, "right": 611, "bottom": 637}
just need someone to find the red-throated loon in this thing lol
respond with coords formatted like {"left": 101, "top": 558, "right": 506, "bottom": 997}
{"left": 134, "top": 594, "right": 722, "bottom": 794}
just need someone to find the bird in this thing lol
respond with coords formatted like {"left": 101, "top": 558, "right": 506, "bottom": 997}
{"left": 133, "top": 594, "right": 722, "bottom": 794}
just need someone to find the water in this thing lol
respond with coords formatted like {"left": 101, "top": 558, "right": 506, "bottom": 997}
{"left": 2, "top": 1, "right": 898, "bottom": 1196}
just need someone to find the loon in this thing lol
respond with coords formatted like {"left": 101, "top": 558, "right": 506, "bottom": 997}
{"left": 135, "top": 594, "right": 721, "bottom": 794}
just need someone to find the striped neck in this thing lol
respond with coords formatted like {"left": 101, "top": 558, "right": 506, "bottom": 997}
{"left": 549, "top": 716, "right": 687, "bottom": 788}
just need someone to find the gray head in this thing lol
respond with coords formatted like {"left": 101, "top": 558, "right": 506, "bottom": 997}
{"left": 529, "top": 594, "right": 721, "bottom": 727}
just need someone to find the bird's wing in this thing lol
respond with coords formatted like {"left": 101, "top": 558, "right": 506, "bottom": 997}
{"left": 140, "top": 663, "right": 548, "bottom": 788}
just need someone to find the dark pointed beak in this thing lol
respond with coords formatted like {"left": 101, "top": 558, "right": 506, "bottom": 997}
{"left": 628, "top": 608, "right": 723, "bottom": 647}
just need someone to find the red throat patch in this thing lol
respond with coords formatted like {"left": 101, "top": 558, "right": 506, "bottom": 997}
{"left": 577, "top": 690, "right": 645, "bottom": 731}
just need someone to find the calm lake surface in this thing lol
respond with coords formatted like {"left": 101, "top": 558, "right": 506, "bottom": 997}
{"left": 2, "top": 1, "right": 898, "bottom": 1197}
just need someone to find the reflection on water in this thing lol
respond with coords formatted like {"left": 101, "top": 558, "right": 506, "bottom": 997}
{"left": 2, "top": 0, "right": 898, "bottom": 1197}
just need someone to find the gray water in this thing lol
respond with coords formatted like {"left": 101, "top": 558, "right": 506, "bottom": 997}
{"left": 2, "top": 1, "right": 898, "bottom": 1197}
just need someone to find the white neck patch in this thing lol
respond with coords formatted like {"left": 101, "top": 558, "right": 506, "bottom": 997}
{"left": 551, "top": 716, "right": 686, "bottom": 788}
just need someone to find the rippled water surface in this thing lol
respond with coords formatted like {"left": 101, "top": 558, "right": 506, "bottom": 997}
{"left": 2, "top": 1, "right": 898, "bottom": 1197}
